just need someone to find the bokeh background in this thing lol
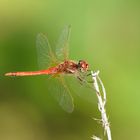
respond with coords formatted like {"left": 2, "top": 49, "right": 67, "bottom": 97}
{"left": 1, "top": 0, "right": 140, "bottom": 140}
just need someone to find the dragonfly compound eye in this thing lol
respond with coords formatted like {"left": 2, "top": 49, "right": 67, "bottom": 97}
{"left": 78, "top": 60, "right": 89, "bottom": 72}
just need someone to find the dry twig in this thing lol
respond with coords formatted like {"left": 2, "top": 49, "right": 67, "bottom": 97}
{"left": 91, "top": 71, "right": 112, "bottom": 140}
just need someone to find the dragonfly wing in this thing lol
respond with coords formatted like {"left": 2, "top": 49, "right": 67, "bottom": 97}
{"left": 47, "top": 75, "right": 74, "bottom": 113}
{"left": 65, "top": 71, "right": 96, "bottom": 104}
{"left": 55, "top": 25, "right": 71, "bottom": 61}
{"left": 36, "top": 33, "right": 57, "bottom": 69}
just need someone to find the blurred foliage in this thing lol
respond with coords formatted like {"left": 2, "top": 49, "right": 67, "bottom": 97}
{"left": 1, "top": 0, "right": 140, "bottom": 140}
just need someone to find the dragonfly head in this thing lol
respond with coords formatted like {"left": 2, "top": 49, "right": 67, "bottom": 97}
{"left": 78, "top": 60, "right": 89, "bottom": 72}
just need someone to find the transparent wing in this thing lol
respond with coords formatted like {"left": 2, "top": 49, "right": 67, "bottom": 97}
{"left": 55, "top": 25, "right": 71, "bottom": 61}
{"left": 36, "top": 33, "right": 57, "bottom": 69}
{"left": 67, "top": 72, "right": 96, "bottom": 104}
{"left": 47, "top": 75, "right": 74, "bottom": 113}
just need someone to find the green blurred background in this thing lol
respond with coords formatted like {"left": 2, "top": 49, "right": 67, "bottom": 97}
{"left": 1, "top": 0, "right": 140, "bottom": 140}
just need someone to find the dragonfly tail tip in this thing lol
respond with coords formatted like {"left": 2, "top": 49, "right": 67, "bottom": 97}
{"left": 5, "top": 72, "right": 12, "bottom": 76}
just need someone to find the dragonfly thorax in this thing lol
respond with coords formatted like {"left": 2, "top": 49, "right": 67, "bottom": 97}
{"left": 57, "top": 60, "right": 88, "bottom": 74}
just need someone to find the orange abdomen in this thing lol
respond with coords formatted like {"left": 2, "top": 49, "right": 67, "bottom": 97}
{"left": 5, "top": 67, "right": 57, "bottom": 76}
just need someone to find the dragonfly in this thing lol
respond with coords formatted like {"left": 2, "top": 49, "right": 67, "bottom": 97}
{"left": 5, "top": 25, "right": 89, "bottom": 113}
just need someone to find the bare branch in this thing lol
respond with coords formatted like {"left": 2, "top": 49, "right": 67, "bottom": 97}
{"left": 91, "top": 71, "right": 112, "bottom": 140}
{"left": 91, "top": 135, "right": 102, "bottom": 140}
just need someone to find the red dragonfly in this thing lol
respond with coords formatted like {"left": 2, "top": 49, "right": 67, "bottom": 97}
{"left": 5, "top": 25, "right": 89, "bottom": 112}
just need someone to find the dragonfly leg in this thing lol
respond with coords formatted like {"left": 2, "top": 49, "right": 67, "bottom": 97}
{"left": 87, "top": 73, "right": 92, "bottom": 76}
{"left": 77, "top": 76, "right": 83, "bottom": 82}
{"left": 77, "top": 76, "right": 85, "bottom": 85}
{"left": 85, "top": 69, "right": 91, "bottom": 76}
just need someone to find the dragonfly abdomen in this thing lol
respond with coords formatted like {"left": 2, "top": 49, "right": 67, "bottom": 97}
{"left": 5, "top": 67, "right": 58, "bottom": 76}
